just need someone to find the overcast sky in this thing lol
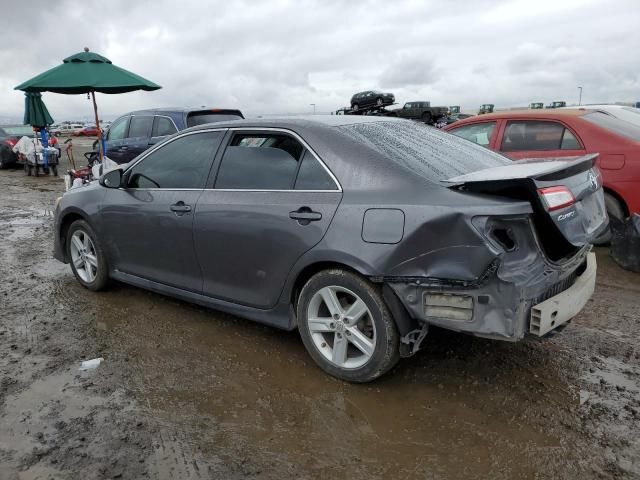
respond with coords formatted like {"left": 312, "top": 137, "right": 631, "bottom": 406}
{"left": 1, "top": 0, "right": 638, "bottom": 122}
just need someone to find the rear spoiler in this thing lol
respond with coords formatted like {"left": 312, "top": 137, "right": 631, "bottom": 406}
{"left": 444, "top": 153, "right": 598, "bottom": 186}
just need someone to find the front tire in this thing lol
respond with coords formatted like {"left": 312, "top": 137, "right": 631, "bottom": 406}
{"left": 66, "top": 220, "right": 109, "bottom": 291}
{"left": 352, "top": 103, "right": 359, "bottom": 111}
{"left": 376, "top": 97, "right": 383, "bottom": 106}
{"left": 297, "top": 269, "right": 400, "bottom": 383}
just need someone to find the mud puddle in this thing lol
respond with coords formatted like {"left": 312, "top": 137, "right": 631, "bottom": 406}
{"left": 1, "top": 164, "right": 639, "bottom": 479}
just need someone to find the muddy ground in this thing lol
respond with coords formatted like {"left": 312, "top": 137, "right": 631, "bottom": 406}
{"left": 1, "top": 144, "right": 639, "bottom": 479}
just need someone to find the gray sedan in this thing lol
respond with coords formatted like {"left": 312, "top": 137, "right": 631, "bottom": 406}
{"left": 53, "top": 116, "right": 606, "bottom": 382}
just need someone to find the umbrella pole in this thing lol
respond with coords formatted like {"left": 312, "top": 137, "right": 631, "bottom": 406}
{"left": 90, "top": 91, "right": 103, "bottom": 161}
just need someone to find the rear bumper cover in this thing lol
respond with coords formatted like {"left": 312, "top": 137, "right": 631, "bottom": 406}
{"left": 530, "top": 252, "right": 596, "bottom": 336}
{"left": 386, "top": 248, "right": 594, "bottom": 341}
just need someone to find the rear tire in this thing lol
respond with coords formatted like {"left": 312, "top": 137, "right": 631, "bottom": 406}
{"left": 376, "top": 97, "right": 383, "bottom": 106}
{"left": 297, "top": 269, "right": 400, "bottom": 383}
{"left": 66, "top": 219, "right": 109, "bottom": 291}
{"left": 594, "top": 193, "right": 626, "bottom": 245}
{"left": 352, "top": 103, "right": 359, "bottom": 111}
{"left": 51, "top": 165, "right": 58, "bottom": 176}
{"left": 422, "top": 112, "right": 432, "bottom": 124}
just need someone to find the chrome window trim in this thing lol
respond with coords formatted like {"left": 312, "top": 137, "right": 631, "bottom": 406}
{"left": 121, "top": 126, "right": 343, "bottom": 193}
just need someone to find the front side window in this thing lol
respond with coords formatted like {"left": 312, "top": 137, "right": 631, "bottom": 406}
{"left": 215, "top": 133, "right": 305, "bottom": 190}
{"left": 127, "top": 116, "right": 154, "bottom": 138}
{"left": 449, "top": 122, "right": 496, "bottom": 147}
{"left": 107, "top": 116, "right": 128, "bottom": 141}
{"left": 501, "top": 120, "right": 581, "bottom": 151}
{"left": 152, "top": 116, "right": 178, "bottom": 137}
{"left": 127, "top": 131, "right": 221, "bottom": 189}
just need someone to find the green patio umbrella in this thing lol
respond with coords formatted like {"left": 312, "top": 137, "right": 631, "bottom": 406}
{"left": 24, "top": 92, "right": 54, "bottom": 128}
{"left": 15, "top": 48, "right": 161, "bottom": 159}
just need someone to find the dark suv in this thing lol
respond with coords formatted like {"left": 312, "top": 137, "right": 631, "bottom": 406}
{"left": 350, "top": 91, "right": 395, "bottom": 111}
{"left": 105, "top": 107, "right": 243, "bottom": 164}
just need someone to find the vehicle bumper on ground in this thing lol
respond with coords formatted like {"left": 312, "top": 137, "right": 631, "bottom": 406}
{"left": 387, "top": 249, "right": 595, "bottom": 341}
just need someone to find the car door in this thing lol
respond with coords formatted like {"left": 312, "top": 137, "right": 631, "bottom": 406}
{"left": 105, "top": 116, "right": 130, "bottom": 164}
{"left": 398, "top": 103, "right": 412, "bottom": 119}
{"left": 498, "top": 119, "right": 586, "bottom": 160}
{"left": 100, "top": 130, "right": 224, "bottom": 291}
{"left": 193, "top": 130, "right": 342, "bottom": 309}
{"left": 123, "top": 115, "right": 154, "bottom": 162}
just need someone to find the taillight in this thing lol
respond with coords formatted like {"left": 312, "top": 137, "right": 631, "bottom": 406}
{"left": 538, "top": 186, "right": 575, "bottom": 211}
{"left": 3, "top": 139, "right": 17, "bottom": 147}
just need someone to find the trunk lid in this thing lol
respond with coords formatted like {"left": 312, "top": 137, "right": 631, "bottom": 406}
{"left": 445, "top": 154, "right": 607, "bottom": 260}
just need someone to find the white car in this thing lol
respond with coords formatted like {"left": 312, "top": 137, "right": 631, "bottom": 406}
{"left": 561, "top": 104, "right": 640, "bottom": 127}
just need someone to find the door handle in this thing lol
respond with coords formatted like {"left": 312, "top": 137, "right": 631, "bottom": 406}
{"left": 289, "top": 207, "right": 322, "bottom": 225}
{"left": 170, "top": 201, "right": 192, "bottom": 216}
{"left": 120, "top": 146, "right": 129, "bottom": 151}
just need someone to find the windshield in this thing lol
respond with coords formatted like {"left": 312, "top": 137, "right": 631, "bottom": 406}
{"left": 582, "top": 111, "right": 640, "bottom": 141}
{"left": 338, "top": 120, "right": 510, "bottom": 182}
{"left": 1, "top": 125, "right": 34, "bottom": 136}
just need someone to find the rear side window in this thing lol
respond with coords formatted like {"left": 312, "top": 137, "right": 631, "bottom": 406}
{"left": 107, "top": 116, "right": 128, "bottom": 141}
{"left": 338, "top": 121, "right": 510, "bottom": 182}
{"left": 215, "top": 134, "right": 305, "bottom": 190}
{"left": 128, "top": 131, "right": 221, "bottom": 189}
{"left": 152, "top": 116, "right": 177, "bottom": 137}
{"left": 127, "top": 116, "right": 153, "bottom": 138}
{"left": 294, "top": 153, "right": 337, "bottom": 190}
{"left": 186, "top": 111, "right": 243, "bottom": 127}
{"left": 449, "top": 122, "right": 496, "bottom": 147}
{"left": 501, "top": 120, "right": 582, "bottom": 151}
{"left": 582, "top": 111, "right": 640, "bottom": 141}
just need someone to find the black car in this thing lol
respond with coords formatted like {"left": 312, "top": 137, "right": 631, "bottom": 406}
{"left": 350, "top": 91, "right": 395, "bottom": 111}
{"left": 54, "top": 116, "right": 604, "bottom": 382}
{"left": 105, "top": 107, "right": 243, "bottom": 164}
{"left": 0, "top": 124, "right": 35, "bottom": 168}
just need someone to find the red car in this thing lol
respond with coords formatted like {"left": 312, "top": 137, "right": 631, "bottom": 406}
{"left": 444, "top": 109, "right": 640, "bottom": 227}
{"left": 75, "top": 126, "right": 100, "bottom": 137}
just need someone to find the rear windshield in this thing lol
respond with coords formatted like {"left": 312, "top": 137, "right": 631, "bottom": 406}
{"left": 186, "top": 112, "right": 242, "bottom": 127}
{"left": 1, "top": 125, "right": 34, "bottom": 136}
{"left": 582, "top": 111, "right": 640, "bottom": 141}
{"left": 338, "top": 120, "right": 510, "bottom": 182}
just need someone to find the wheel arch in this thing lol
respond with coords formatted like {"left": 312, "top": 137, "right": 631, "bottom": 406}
{"left": 603, "top": 186, "right": 629, "bottom": 218}
{"left": 57, "top": 209, "right": 93, "bottom": 262}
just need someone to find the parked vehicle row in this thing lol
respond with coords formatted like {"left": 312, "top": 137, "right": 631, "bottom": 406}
{"left": 54, "top": 116, "right": 606, "bottom": 382}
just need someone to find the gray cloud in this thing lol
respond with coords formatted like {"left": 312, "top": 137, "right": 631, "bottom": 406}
{"left": 0, "top": 0, "right": 639, "bottom": 122}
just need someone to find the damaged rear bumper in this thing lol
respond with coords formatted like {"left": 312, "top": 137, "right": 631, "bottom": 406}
{"left": 386, "top": 248, "right": 595, "bottom": 341}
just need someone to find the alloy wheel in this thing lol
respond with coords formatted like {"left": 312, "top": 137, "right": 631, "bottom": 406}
{"left": 69, "top": 230, "right": 99, "bottom": 283}
{"left": 306, "top": 285, "right": 376, "bottom": 369}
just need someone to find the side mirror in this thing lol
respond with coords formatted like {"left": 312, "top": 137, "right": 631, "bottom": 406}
{"left": 99, "top": 169, "right": 123, "bottom": 189}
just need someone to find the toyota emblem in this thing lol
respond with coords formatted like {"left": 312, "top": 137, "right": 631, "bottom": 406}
{"left": 588, "top": 171, "right": 598, "bottom": 191}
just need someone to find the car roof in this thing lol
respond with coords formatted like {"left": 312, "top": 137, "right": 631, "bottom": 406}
{"left": 182, "top": 114, "right": 407, "bottom": 132}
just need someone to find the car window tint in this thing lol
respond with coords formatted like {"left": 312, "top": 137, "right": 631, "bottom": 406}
{"left": 127, "top": 116, "right": 153, "bottom": 138}
{"left": 152, "top": 117, "right": 177, "bottom": 137}
{"left": 339, "top": 120, "right": 510, "bottom": 183}
{"left": 501, "top": 121, "right": 567, "bottom": 151}
{"left": 449, "top": 122, "right": 496, "bottom": 147}
{"left": 128, "top": 131, "right": 221, "bottom": 189}
{"left": 294, "top": 153, "right": 337, "bottom": 190}
{"left": 561, "top": 129, "right": 581, "bottom": 149}
{"left": 215, "top": 134, "right": 304, "bottom": 190}
{"left": 107, "top": 116, "right": 128, "bottom": 141}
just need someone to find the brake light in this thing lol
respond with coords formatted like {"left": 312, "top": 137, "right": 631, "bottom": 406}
{"left": 3, "top": 139, "right": 17, "bottom": 147}
{"left": 538, "top": 186, "right": 575, "bottom": 211}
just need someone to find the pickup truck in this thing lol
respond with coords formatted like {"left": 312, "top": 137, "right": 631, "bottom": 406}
{"left": 387, "top": 101, "right": 448, "bottom": 124}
